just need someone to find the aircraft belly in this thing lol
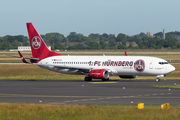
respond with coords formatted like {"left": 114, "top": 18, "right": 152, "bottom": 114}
{"left": 116, "top": 67, "right": 137, "bottom": 75}
{"left": 141, "top": 69, "right": 163, "bottom": 76}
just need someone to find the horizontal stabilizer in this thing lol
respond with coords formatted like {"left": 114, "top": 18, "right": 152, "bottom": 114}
{"left": 18, "top": 51, "right": 29, "bottom": 63}
{"left": 5, "top": 52, "right": 39, "bottom": 61}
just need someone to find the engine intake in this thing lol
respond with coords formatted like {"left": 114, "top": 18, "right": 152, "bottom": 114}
{"left": 89, "top": 69, "right": 109, "bottom": 79}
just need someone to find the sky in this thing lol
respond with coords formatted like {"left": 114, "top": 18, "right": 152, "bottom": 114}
{"left": 0, "top": 0, "right": 180, "bottom": 37}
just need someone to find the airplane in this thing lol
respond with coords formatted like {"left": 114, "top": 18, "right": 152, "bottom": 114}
{"left": 14, "top": 23, "right": 176, "bottom": 82}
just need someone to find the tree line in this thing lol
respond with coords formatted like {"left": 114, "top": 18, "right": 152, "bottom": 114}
{"left": 1, "top": 31, "right": 180, "bottom": 50}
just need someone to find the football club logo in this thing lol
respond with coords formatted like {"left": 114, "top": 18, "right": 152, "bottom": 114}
{"left": 134, "top": 59, "right": 145, "bottom": 72}
{"left": 32, "top": 36, "right": 41, "bottom": 49}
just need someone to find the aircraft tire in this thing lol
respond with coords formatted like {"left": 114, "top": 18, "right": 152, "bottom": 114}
{"left": 102, "top": 78, "right": 109, "bottom": 81}
{"left": 85, "top": 77, "right": 92, "bottom": 81}
{"left": 155, "top": 78, "right": 160, "bottom": 82}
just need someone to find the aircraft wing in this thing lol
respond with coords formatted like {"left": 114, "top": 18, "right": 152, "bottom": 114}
{"left": 35, "top": 63, "right": 91, "bottom": 70}
{"left": 35, "top": 63, "right": 112, "bottom": 74}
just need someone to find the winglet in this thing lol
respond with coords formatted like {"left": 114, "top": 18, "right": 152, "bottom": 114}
{"left": 18, "top": 51, "right": 29, "bottom": 63}
{"left": 125, "top": 51, "right": 128, "bottom": 56}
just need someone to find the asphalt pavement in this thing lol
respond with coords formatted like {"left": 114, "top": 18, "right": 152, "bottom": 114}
{"left": 0, "top": 80, "right": 179, "bottom": 105}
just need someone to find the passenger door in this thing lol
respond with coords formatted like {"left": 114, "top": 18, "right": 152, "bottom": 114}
{"left": 149, "top": 61, "right": 153, "bottom": 69}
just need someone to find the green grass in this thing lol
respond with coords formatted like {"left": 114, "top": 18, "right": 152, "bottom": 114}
{"left": 0, "top": 64, "right": 85, "bottom": 80}
{"left": 150, "top": 85, "right": 180, "bottom": 89}
{"left": 0, "top": 104, "right": 180, "bottom": 120}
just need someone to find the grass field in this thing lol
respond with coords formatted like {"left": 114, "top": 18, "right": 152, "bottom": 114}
{"left": 0, "top": 64, "right": 84, "bottom": 80}
{"left": 150, "top": 85, "right": 180, "bottom": 89}
{"left": 0, "top": 103, "right": 180, "bottom": 120}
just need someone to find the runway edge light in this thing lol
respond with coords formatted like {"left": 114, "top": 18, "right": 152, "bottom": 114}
{"left": 137, "top": 103, "right": 144, "bottom": 109}
{"left": 161, "top": 103, "right": 170, "bottom": 109}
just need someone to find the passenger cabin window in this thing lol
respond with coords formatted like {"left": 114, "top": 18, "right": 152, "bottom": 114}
{"left": 159, "top": 62, "right": 169, "bottom": 65}
{"left": 53, "top": 61, "right": 89, "bottom": 65}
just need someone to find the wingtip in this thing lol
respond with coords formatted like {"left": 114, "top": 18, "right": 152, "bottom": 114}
{"left": 125, "top": 51, "right": 128, "bottom": 56}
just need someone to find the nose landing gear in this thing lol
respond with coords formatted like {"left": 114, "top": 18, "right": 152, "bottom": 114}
{"left": 155, "top": 75, "right": 166, "bottom": 82}
{"left": 155, "top": 78, "right": 160, "bottom": 82}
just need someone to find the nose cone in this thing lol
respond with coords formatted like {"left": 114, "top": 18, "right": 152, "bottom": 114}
{"left": 169, "top": 65, "right": 175, "bottom": 73}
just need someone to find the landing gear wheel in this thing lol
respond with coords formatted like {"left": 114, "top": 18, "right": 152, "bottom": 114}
{"left": 156, "top": 78, "right": 160, "bottom": 82}
{"left": 102, "top": 78, "right": 109, "bottom": 81}
{"left": 85, "top": 77, "right": 92, "bottom": 81}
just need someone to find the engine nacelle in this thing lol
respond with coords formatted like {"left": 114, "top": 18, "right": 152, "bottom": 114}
{"left": 156, "top": 74, "right": 165, "bottom": 78}
{"left": 119, "top": 75, "right": 137, "bottom": 79}
{"left": 89, "top": 69, "right": 109, "bottom": 79}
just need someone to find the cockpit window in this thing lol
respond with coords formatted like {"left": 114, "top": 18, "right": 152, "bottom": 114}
{"left": 159, "top": 62, "right": 169, "bottom": 65}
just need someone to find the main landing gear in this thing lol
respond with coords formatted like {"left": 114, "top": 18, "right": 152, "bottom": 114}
{"left": 84, "top": 77, "right": 109, "bottom": 81}
{"left": 156, "top": 78, "right": 160, "bottom": 82}
{"left": 85, "top": 77, "right": 92, "bottom": 81}
{"left": 102, "top": 78, "right": 109, "bottom": 81}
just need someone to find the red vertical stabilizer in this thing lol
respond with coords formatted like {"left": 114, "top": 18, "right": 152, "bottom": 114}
{"left": 26, "top": 23, "right": 61, "bottom": 62}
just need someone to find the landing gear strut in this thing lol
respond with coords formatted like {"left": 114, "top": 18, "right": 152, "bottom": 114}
{"left": 85, "top": 77, "right": 92, "bottom": 81}
{"left": 102, "top": 78, "right": 109, "bottom": 81}
{"left": 156, "top": 78, "right": 160, "bottom": 82}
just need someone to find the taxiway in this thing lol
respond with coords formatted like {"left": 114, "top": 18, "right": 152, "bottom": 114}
{"left": 0, "top": 80, "right": 179, "bottom": 105}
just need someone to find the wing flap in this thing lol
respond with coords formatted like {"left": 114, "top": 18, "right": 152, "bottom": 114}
{"left": 35, "top": 63, "right": 113, "bottom": 75}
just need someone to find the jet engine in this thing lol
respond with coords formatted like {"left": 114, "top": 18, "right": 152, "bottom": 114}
{"left": 119, "top": 75, "right": 137, "bottom": 79}
{"left": 89, "top": 69, "right": 109, "bottom": 79}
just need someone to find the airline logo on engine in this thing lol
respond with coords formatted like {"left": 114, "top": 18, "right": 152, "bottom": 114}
{"left": 32, "top": 36, "right": 41, "bottom": 49}
{"left": 134, "top": 59, "right": 145, "bottom": 72}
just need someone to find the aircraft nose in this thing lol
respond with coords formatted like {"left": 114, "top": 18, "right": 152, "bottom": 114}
{"left": 170, "top": 65, "right": 175, "bottom": 72}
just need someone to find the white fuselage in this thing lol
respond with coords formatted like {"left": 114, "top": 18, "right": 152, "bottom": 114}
{"left": 37, "top": 56, "right": 175, "bottom": 77}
